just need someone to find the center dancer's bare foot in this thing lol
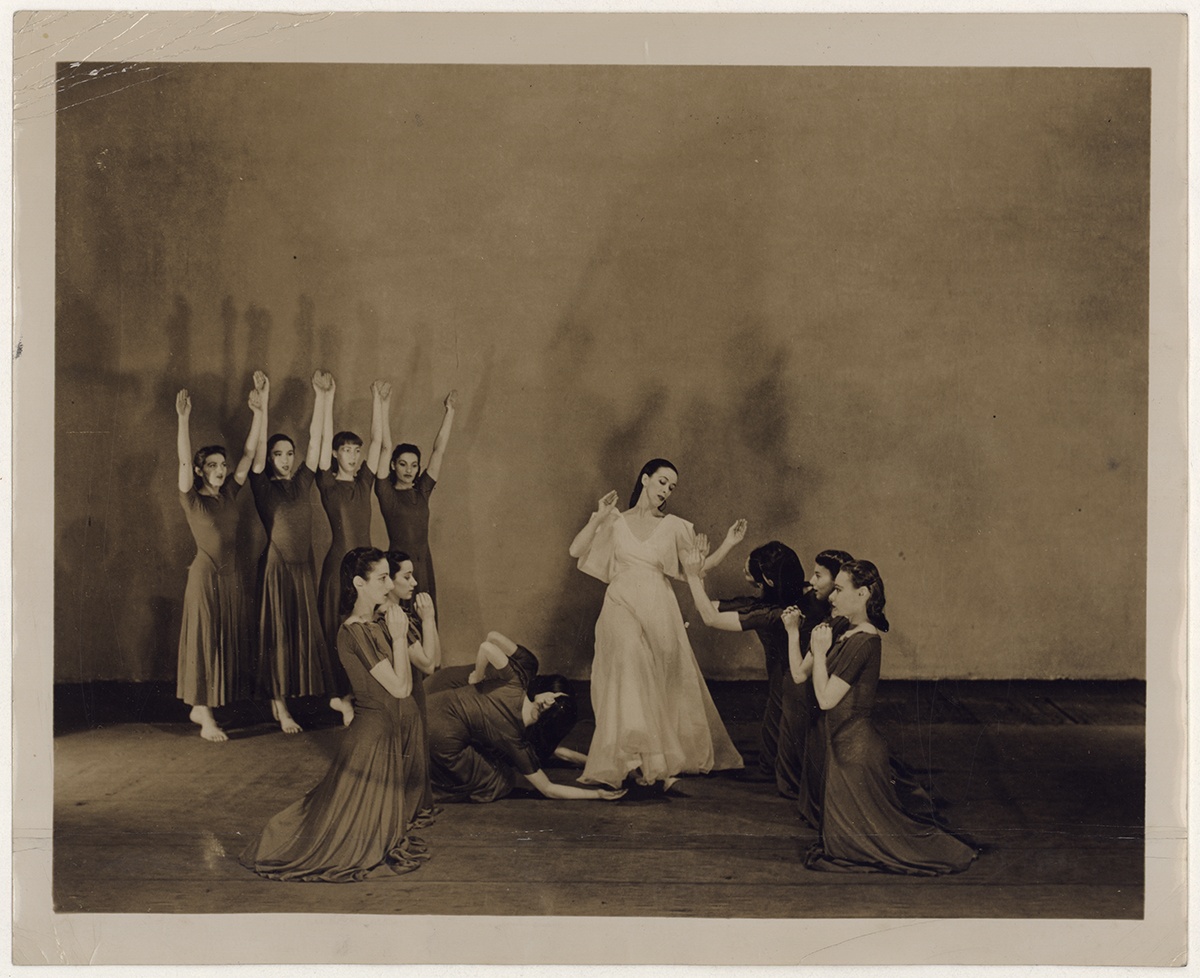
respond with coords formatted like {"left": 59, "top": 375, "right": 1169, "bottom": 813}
{"left": 189, "top": 705, "right": 228, "bottom": 742}
{"left": 330, "top": 697, "right": 355, "bottom": 727}
{"left": 271, "top": 699, "right": 302, "bottom": 734}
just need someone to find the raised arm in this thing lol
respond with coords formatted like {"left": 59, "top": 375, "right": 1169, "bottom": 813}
{"left": 175, "top": 390, "right": 194, "bottom": 493}
{"left": 304, "top": 370, "right": 327, "bottom": 472}
{"left": 407, "top": 593, "right": 442, "bottom": 675}
{"left": 376, "top": 386, "right": 395, "bottom": 479}
{"left": 317, "top": 372, "right": 335, "bottom": 472}
{"left": 701, "top": 518, "right": 748, "bottom": 573}
{"left": 233, "top": 380, "right": 266, "bottom": 485}
{"left": 783, "top": 606, "right": 814, "bottom": 684}
{"left": 681, "top": 543, "right": 745, "bottom": 632}
{"left": 425, "top": 389, "right": 457, "bottom": 482}
{"left": 810, "top": 623, "right": 851, "bottom": 710}
{"left": 252, "top": 373, "right": 270, "bottom": 474}
{"left": 569, "top": 490, "right": 620, "bottom": 558}
{"left": 366, "top": 380, "right": 388, "bottom": 475}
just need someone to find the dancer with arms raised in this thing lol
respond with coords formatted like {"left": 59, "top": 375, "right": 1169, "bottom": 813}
{"left": 569, "top": 458, "right": 746, "bottom": 790}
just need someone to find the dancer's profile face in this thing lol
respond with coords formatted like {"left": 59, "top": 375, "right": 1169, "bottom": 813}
{"left": 390, "top": 561, "right": 417, "bottom": 601}
{"left": 357, "top": 559, "right": 393, "bottom": 608}
{"left": 828, "top": 571, "right": 867, "bottom": 622}
{"left": 196, "top": 453, "right": 228, "bottom": 492}
{"left": 393, "top": 452, "right": 420, "bottom": 488}
{"left": 809, "top": 564, "right": 836, "bottom": 601}
{"left": 270, "top": 441, "right": 295, "bottom": 479}
{"left": 640, "top": 467, "right": 677, "bottom": 509}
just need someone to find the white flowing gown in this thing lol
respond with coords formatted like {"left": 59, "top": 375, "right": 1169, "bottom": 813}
{"left": 575, "top": 510, "right": 743, "bottom": 787}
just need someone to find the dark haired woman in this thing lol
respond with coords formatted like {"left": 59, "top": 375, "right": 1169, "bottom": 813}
{"left": 787, "top": 560, "right": 977, "bottom": 875}
{"left": 314, "top": 377, "right": 388, "bottom": 709}
{"left": 250, "top": 371, "right": 349, "bottom": 734}
{"left": 378, "top": 550, "right": 441, "bottom": 821}
{"left": 774, "top": 548, "right": 854, "bottom": 819}
{"left": 427, "top": 634, "right": 625, "bottom": 803}
{"left": 173, "top": 381, "right": 263, "bottom": 741}
{"left": 569, "top": 458, "right": 746, "bottom": 790}
{"left": 241, "top": 547, "right": 431, "bottom": 881}
{"left": 681, "top": 540, "right": 806, "bottom": 782}
{"left": 374, "top": 389, "right": 457, "bottom": 609}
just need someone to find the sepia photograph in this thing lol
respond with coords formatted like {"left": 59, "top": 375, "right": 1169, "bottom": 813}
{"left": 11, "top": 8, "right": 1187, "bottom": 969}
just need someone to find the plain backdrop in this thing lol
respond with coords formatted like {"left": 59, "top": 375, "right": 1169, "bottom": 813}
{"left": 54, "top": 62, "right": 1149, "bottom": 683}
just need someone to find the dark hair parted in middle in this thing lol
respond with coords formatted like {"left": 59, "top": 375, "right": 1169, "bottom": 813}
{"left": 628, "top": 457, "right": 678, "bottom": 509}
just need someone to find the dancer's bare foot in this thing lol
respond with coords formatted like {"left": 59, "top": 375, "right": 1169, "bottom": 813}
{"left": 330, "top": 696, "right": 355, "bottom": 727}
{"left": 271, "top": 699, "right": 302, "bottom": 735}
{"left": 189, "top": 705, "right": 228, "bottom": 743}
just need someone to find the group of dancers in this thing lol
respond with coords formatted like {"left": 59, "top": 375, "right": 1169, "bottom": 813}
{"left": 175, "top": 378, "right": 976, "bottom": 882}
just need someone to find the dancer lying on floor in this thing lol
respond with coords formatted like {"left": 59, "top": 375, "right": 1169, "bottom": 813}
{"left": 426, "top": 634, "right": 625, "bottom": 803}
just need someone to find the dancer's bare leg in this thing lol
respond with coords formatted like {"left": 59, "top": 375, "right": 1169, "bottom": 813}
{"left": 271, "top": 698, "right": 302, "bottom": 734}
{"left": 189, "top": 705, "right": 228, "bottom": 742}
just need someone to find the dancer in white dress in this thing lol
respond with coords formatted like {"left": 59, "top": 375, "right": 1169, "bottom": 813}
{"left": 569, "top": 458, "right": 748, "bottom": 789}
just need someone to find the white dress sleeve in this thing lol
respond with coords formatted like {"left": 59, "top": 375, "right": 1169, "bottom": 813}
{"left": 576, "top": 509, "right": 621, "bottom": 583}
{"left": 662, "top": 515, "right": 696, "bottom": 582}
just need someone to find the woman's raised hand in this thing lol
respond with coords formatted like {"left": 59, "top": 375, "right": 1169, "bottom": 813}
{"left": 811, "top": 621, "right": 833, "bottom": 657}
{"left": 597, "top": 489, "right": 619, "bottom": 517}
{"left": 175, "top": 389, "right": 191, "bottom": 417}
{"left": 725, "top": 519, "right": 748, "bottom": 546}
{"left": 383, "top": 603, "right": 408, "bottom": 637}
{"left": 248, "top": 388, "right": 263, "bottom": 413}
{"left": 680, "top": 543, "right": 706, "bottom": 578}
{"left": 444, "top": 389, "right": 458, "bottom": 410}
{"left": 326, "top": 372, "right": 337, "bottom": 396}
{"left": 253, "top": 370, "right": 269, "bottom": 396}
{"left": 371, "top": 379, "right": 392, "bottom": 401}
{"left": 414, "top": 592, "right": 435, "bottom": 622}
{"left": 782, "top": 605, "right": 804, "bottom": 633}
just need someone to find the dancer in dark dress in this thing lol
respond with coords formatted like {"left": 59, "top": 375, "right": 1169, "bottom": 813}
{"left": 776, "top": 548, "right": 853, "bottom": 821}
{"left": 240, "top": 548, "right": 431, "bottom": 882}
{"left": 427, "top": 635, "right": 625, "bottom": 804}
{"left": 374, "top": 389, "right": 458, "bottom": 608}
{"left": 250, "top": 371, "right": 351, "bottom": 734}
{"left": 174, "top": 381, "right": 264, "bottom": 741}
{"left": 682, "top": 540, "right": 807, "bottom": 782}
{"left": 378, "top": 550, "right": 442, "bottom": 818}
{"left": 791, "top": 560, "right": 977, "bottom": 875}
{"left": 315, "top": 375, "right": 388, "bottom": 715}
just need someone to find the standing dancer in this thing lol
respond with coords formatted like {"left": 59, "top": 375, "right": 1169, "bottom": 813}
{"left": 789, "top": 560, "right": 977, "bottom": 874}
{"left": 240, "top": 548, "right": 431, "bottom": 881}
{"left": 681, "top": 540, "right": 807, "bottom": 781}
{"left": 315, "top": 376, "right": 388, "bottom": 716}
{"left": 250, "top": 371, "right": 351, "bottom": 733}
{"left": 375, "top": 389, "right": 458, "bottom": 608}
{"left": 174, "top": 381, "right": 263, "bottom": 741}
{"left": 569, "top": 458, "right": 746, "bottom": 790}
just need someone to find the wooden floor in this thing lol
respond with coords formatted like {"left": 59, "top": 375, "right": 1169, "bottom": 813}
{"left": 53, "top": 681, "right": 1145, "bottom": 919}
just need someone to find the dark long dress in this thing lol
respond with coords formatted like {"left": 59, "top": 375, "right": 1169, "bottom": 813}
{"left": 374, "top": 470, "right": 437, "bottom": 605}
{"left": 250, "top": 465, "right": 342, "bottom": 698}
{"left": 176, "top": 480, "right": 252, "bottom": 706}
{"left": 317, "top": 464, "right": 376, "bottom": 688}
{"left": 805, "top": 630, "right": 977, "bottom": 875}
{"left": 717, "top": 596, "right": 788, "bottom": 778}
{"left": 239, "top": 620, "right": 430, "bottom": 882}
{"left": 427, "top": 647, "right": 541, "bottom": 803}
{"left": 776, "top": 590, "right": 829, "bottom": 824}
